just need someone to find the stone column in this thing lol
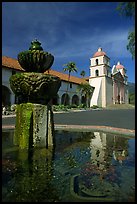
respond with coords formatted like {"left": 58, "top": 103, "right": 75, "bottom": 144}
{"left": 10, "top": 91, "right": 15, "bottom": 105}
{"left": 14, "top": 103, "right": 55, "bottom": 150}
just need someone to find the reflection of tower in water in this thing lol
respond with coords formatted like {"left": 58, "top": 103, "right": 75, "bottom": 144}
{"left": 113, "top": 135, "right": 128, "bottom": 164}
{"left": 89, "top": 132, "right": 115, "bottom": 172}
{"left": 90, "top": 132, "right": 107, "bottom": 170}
{"left": 81, "top": 132, "right": 132, "bottom": 200}
{"left": 89, "top": 132, "right": 129, "bottom": 170}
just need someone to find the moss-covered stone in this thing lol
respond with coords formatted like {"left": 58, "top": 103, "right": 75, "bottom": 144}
{"left": 14, "top": 103, "right": 34, "bottom": 149}
{"left": 9, "top": 73, "right": 61, "bottom": 104}
{"left": 17, "top": 39, "right": 54, "bottom": 73}
{"left": 14, "top": 103, "right": 55, "bottom": 150}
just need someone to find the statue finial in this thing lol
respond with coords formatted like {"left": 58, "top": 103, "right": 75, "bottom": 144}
{"left": 29, "top": 39, "right": 43, "bottom": 50}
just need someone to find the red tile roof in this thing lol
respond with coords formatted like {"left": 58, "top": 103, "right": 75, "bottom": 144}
{"left": 2, "top": 56, "right": 25, "bottom": 71}
{"left": 116, "top": 64, "right": 125, "bottom": 69}
{"left": 92, "top": 48, "right": 110, "bottom": 59}
{"left": 93, "top": 51, "right": 106, "bottom": 57}
{"left": 44, "top": 69, "right": 88, "bottom": 85}
{"left": 2, "top": 56, "right": 87, "bottom": 85}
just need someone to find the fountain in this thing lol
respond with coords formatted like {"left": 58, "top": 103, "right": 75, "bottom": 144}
{"left": 9, "top": 39, "right": 61, "bottom": 150}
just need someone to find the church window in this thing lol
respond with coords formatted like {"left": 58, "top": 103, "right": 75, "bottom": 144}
{"left": 12, "top": 70, "right": 16, "bottom": 75}
{"left": 70, "top": 83, "right": 72, "bottom": 88}
{"left": 95, "top": 70, "right": 99, "bottom": 76}
{"left": 96, "top": 59, "right": 99, "bottom": 65}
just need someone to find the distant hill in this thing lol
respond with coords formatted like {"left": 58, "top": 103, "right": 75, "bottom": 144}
{"left": 128, "top": 82, "right": 135, "bottom": 105}
{"left": 128, "top": 82, "right": 135, "bottom": 94}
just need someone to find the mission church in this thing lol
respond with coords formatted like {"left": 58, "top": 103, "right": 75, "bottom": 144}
{"left": 2, "top": 47, "right": 128, "bottom": 108}
{"left": 89, "top": 47, "right": 128, "bottom": 107}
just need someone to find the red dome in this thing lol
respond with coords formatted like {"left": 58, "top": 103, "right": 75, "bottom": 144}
{"left": 116, "top": 62, "right": 124, "bottom": 69}
{"left": 116, "top": 64, "right": 124, "bottom": 69}
{"left": 93, "top": 47, "right": 106, "bottom": 57}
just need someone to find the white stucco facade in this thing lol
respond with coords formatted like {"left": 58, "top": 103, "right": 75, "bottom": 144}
{"left": 56, "top": 80, "right": 82, "bottom": 105}
{"left": 2, "top": 68, "right": 17, "bottom": 105}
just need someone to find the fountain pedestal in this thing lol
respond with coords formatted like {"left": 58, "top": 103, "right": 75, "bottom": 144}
{"left": 14, "top": 103, "right": 54, "bottom": 149}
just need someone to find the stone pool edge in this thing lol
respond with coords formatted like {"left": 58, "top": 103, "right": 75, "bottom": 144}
{"left": 2, "top": 124, "right": 135, "bottom": 137}
{"left": 55, "top": 124, "right": 135, "bottom": 137}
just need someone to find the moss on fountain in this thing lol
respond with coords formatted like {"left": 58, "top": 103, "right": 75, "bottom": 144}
{"left": 13, "top": 102, "right": 55, "bottom": 149}
{"left": 14, "top": 103, "right": 34, "bottom": 149}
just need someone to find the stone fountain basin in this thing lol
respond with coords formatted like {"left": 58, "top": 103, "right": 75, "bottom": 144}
{"left": 17, "top": 50, "right": 54, "bottom": 72}
{"left": 10, "top": 72, "right": 61, "bottom": 104}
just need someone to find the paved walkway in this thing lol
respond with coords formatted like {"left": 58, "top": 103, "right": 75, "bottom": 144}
{"left": 2, "top": 108, "right": 135, "bottom": 136}
{"left": 54, "top": 109, "right": 135, "bottom": 129}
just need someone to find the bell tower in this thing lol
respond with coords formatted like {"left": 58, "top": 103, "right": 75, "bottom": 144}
{"left": 89, "top": 47, "right": 113, "bottom": 107}
{"left": 90, "top": 47, "right": 111, "bottom": 78}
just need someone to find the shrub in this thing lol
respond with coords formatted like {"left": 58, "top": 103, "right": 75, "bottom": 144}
{"left": 71, "top": 104, "right": 78, "bottom": 108}
{"left": 91, "top": 105, "right": 99, "bottom": 109}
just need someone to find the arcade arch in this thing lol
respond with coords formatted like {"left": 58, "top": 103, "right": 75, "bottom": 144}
{"left": 61, "top": 93, "right": 70, "bottom": 106}
{"left": 2, "top": 85, "right": 11, "bottom": 106}
{"left": 72, "top": 94, "right": 79, "bottom": 106}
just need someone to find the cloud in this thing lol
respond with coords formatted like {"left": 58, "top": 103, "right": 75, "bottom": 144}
{"left": 2, "top": 2, "right": 118, "bottom": 47}
{"left": 2, "top": 2, "right": 133, "bottom": 72}
{"left": 50, "top": 27, "right": 130, "bottom": 61}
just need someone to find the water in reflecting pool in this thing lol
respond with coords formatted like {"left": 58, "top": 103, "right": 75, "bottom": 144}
{"left": 2, "top": 130, "right": 135, "bottom": 202}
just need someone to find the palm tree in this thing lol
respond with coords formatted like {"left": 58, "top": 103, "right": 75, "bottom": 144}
{"left": 80, "top": 70, "right": 86, "bottom": 78}
{"left": 63, "top": 62, "right": 78, "bottom": 105}
{"left": 77, "top": 83, "right": 94, "bottom": 108}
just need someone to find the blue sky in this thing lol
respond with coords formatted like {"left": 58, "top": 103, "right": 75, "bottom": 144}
{"left": 2, "top": 2, "right": 135, "bottom": 83}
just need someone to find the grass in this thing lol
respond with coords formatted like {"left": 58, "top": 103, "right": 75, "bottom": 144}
{"left": 104, "top": 104, "right": 135, "bottom": 109}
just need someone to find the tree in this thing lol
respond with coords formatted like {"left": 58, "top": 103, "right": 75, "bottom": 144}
{"left": 129, "top": 93, "right": 135, "bottom": 104}
{"left": 127, "top": 30, "right": 135, "bottom": 59}
{"left": 80, "top": 70, "right": 86, "bottom": 78}
{"left": 116, "top": 2, "right": 135, "bottom": 59}
{"left": 116, "top": 2, "right": 135, "bottom": 19}
{"left": 63, "top": 62, "right": 78, "bottom": 105}
{"left": 77, "top": 83, "right": 94, "bottom": 108}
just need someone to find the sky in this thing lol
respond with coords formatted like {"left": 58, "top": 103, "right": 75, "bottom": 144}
{"left": 2, "top": 2, "right": 135, "bottom": 83}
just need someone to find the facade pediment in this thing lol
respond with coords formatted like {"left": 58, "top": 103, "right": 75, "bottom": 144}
{"left": 112, "top": 71, "right": 124, "bottom": 82}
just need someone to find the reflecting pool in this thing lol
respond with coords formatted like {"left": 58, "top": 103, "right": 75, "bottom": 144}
{"left": 2, "top": 130, "right": 135, "bottom": 202}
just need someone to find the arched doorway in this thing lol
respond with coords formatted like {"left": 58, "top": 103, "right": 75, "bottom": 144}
{"left": 72, "top": 95, "right": 79, "bottom": 106}
{"left": 2, "top": 85, "right": 11, "bottom": 106}
{"left": 61, "top": 93, "right": 70, "bottom": 106}
{"left": 117, "top": 94, "right": 120, "bottom": 104}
